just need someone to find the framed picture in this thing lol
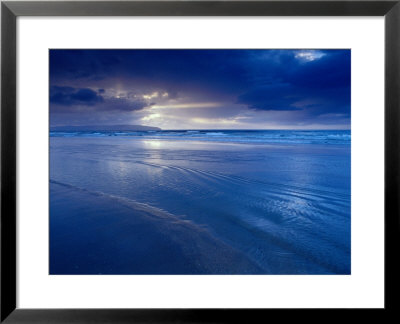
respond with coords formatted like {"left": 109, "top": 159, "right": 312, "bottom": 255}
{"left": 1, "top": 0, "right": 399, "bottom": 322}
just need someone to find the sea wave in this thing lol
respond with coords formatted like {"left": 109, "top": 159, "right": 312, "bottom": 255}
{"left": 50, "top": 129, "right": 351, "bottom": 145}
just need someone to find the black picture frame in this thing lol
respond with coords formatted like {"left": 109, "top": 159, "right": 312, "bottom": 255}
{"left": 1, "top": 0, "right": 399, "bottom": 322}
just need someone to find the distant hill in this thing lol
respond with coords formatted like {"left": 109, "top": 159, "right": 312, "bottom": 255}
{"left": 50, "top": 125, "right": 161, "bottom": 132}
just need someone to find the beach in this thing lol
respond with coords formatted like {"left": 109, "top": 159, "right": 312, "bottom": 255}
{"left": 50, "top": 130, "right": 351, "bottom": 274}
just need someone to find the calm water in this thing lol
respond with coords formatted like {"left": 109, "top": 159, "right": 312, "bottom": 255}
{"left": 50, "top": 130, "right": 351, "bottom": 274}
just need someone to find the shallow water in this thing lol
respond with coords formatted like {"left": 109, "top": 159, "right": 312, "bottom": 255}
{"left": 50, "top": 131, "right": 351, "bottom": 274}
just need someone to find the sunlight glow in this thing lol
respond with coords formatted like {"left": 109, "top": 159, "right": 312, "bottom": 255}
{"left": 143, "top": 140, "right": 162, "bottom": 148}
{"left": 152, "top": 102, "right": 220, "bottom": 109}
{"left": 191, "top": 117, "right": 239, "bottom": 125}
{"left": 142, "top": 92, "right": 159, "bottom": 100}
{"left": 141, "top": 113, "right": 161, "bottom": 121}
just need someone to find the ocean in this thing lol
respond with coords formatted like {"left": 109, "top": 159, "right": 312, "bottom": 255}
{"left": 50, "top": 130, "right": 351, "bottom": 274}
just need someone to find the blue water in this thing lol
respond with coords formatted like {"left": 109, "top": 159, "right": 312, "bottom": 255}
{"left": 50, "top": 129, "right": 350, "bottom": 145}
{"left": 50, "top": 130, "right": 351, "bottom": 274}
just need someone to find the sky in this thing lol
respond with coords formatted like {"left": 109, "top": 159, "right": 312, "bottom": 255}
{"left": 49, "top": 49, "right": 350, "bottom": 130}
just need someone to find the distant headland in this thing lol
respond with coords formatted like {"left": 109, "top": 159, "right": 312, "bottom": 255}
{"left": 50, "top": 125, "right": 161, "bottom": 132}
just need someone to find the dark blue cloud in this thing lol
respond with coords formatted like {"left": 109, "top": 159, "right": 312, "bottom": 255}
{"left": 103, "top": 97, "right": 149, "bottom": 112}
{"left": 49, "top": 50, "right": 251, "bottom": 95}
{"left": 50, "top": 50, "right": 121, "bottom": 80}
{"left": 237, "top": 50, "right": 350, "bottom": 115}
{"left": 288, "top": 50, "right": 350, "bottom": 88}
{"left": 238, "top": 83, "right": 303, "bottom": 111}
{"left": 49, "top": 49, "right": 351, "bottom": 127}
{"left": 50, "top": 86, "right": 104, "bottom": 106}
{"left": 50, "top": 86, "right": 150, "bottom": 113}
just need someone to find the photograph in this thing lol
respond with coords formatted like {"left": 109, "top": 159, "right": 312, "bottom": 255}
{"left": 49, "top": 49, "right": 351, "bottom": 275}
